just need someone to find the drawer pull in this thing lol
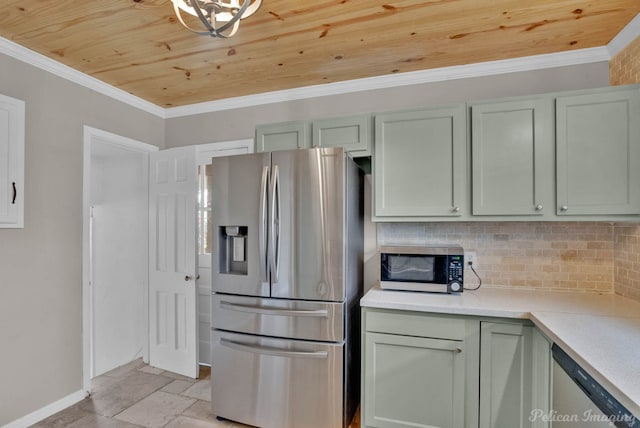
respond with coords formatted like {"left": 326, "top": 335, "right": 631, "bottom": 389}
{"left": 220, "top": 301, "right": 329, "bottom": 317}
{"left": 220, "top": 338, "right": 329, "bottom": 359}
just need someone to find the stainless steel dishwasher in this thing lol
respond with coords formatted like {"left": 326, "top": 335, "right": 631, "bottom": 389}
{"left": 552, "top": 344, "right": 639, "bottom": 428}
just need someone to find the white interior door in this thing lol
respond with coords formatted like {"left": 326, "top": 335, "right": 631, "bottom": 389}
{"left": 149, "top": 146, "right": 198, "bottom": 378}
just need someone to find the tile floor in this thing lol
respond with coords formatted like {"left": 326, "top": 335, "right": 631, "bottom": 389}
{"left": 30, "top": 359, "right": 361, "bottom": 428}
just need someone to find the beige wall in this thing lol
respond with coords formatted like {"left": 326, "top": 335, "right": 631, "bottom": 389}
{"left": 165, "top": 62, "right": 610, "bottom": 146}
{"left": 0, "top": 53, "right": 164, "bottom": 425}
{"left": 610, "top": 35, "right": 640, "bottom": 85}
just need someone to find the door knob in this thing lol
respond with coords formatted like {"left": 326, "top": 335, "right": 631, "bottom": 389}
{"left": 185, "top": 275, "right": 192, "bottom": 281}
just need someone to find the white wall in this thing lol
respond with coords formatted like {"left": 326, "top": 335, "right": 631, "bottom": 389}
{"left": 90, "top": 149, "right": 147, "bottom": 377}
{"left": 0, "top": 52, "right": 164, "bottom": 426}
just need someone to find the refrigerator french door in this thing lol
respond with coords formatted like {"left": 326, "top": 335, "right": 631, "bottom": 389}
{"left": 210, "top": 147, "right": 362, "bottom": 428}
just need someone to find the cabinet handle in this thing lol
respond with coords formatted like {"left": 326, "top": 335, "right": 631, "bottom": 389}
{"left": 12, "top": 182, "right": 16, "bottom": 204}
{"left": 455, "top": 347, "right": 462, "bottom": 353}
{"left": 535, "top": 204, "right": 543, "bottom": 211}
{"left": 560, "top": 205, "right": 568, "bottom": 212}
{"left": 452, "top": 206, "right": 460, "bottom": 212}
{"left": 185, "top": 275, "right": 193, "bottom": 281}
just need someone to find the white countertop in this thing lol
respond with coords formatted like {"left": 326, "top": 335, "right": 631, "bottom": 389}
{"left": 361, "top": 285, "right": 640, "bottom": 417}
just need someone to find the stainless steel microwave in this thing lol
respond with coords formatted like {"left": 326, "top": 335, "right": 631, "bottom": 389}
{"left": 379, "top": 245, "right": 464, "bottom": 293}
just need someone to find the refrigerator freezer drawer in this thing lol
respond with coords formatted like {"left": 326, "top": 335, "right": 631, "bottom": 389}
{"left": 212, "top": 293, "right": 344, "bottom": 342}
{"left": 211, "top": 330, "right": 345, "bottom": 428}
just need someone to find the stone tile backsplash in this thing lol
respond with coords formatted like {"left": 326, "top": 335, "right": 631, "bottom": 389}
{"left": 614, "top": 224, "right": 640, "bottom": 302}
{"left": 610, "top": 34, "right": 640, "bottom": 85}
{"left": 377, "top": 222, "right": 616, "bottom": 293}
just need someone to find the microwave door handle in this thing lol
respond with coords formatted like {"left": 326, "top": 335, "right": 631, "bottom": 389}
{"left": 269, "top": 165, "right": 280, "bottom": 283}
{"left": 259, "top": 165, "right": 269, "bottom": 283}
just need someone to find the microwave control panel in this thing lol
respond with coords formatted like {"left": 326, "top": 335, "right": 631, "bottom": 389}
{"left": 447, "top": 256, "right": 464, "bottom": 292}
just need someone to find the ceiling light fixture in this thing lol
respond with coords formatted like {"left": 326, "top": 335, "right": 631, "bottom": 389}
{"left": 171, "top": 0, "right": 262, "bottom": 38}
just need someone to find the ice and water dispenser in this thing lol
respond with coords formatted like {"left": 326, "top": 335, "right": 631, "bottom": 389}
{"left": 218, "top": 226, "right": 248, "bottom": 275}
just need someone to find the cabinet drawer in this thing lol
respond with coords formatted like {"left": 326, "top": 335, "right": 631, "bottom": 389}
{"left": 364, "top": 309, "right": 468, "bottom": 340}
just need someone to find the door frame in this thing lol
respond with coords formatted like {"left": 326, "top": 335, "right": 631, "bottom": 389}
{"left": 81, "top": 126, "right": 158, "bottom": 394}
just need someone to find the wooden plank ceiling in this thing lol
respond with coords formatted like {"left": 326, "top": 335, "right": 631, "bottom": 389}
{"left": 1, "top": 0, "right": 639, "bottom": 108}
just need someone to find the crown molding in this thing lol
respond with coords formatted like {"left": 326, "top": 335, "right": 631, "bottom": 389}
{"left": 0, "top": 37, "right": 166, "bottom": 118}
{"left": 607, "top": 12, "right": 640, "bottom": 57}
{"left": 164, "top": 47, "right": 610, "bottom": 118}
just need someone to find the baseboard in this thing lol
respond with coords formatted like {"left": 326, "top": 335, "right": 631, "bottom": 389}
{"left": 2, "top": 390, "right": 86, "bottom": 428}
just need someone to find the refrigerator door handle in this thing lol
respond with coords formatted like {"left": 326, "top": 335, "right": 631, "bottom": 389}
{"left": 269, "top": 165, "right": 280, "bottom": 283}
{"left": 259, "top": 165, "right": 269, "bottom": 283}
{"left": 220, "top": 338, "right": 328, "bottom": 359}
{"left": 220, "top": 301, "right": 329, "bottom": 317}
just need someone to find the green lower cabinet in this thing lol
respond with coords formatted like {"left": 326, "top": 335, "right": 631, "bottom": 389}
{"left": 362, "top": 310, "right": 552, "bottom": 428}
{"left": 479, "top": 322, "right": 551, "bottom": 428}
{"left": 362, "top": 309, "right": 480, "bottom": 428}
{"left": 364, "top": 332, "right": 466, "bottom": 428}
{"left": 531, "top": 328, "right": 552, "bottom": 428}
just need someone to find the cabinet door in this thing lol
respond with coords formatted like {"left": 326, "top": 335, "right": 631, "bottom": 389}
{"left": 471, "top": 98, "right": 553, "bottom": 215}
{"left": 255, "top": 121, "right": 309, "bottom": 152}
{"left": 364, "top": 332, "right": 466, "bottom": 428}
{"left": 531, "top": 328, "right": 551, "bottom": 428}
{"left": 556, "top": 88, "right": 640, "bottom": 215}
{"left": 312, "top": 115, "right": 371, "bottom": 156}
{"left": 479, "top": 322, "right": 534, "bottom": 428}
{"left": 374, "top": 105, "right": 466, "bottom": 218}
{"left": 0, "top": 94, "right": 25, "bottom": 228}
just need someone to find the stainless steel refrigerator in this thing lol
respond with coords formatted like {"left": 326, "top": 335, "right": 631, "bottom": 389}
{"left": 210, "top": 147, "right": 363, "bottom": 428}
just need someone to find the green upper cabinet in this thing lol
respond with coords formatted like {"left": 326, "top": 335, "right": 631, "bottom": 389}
{"left": 255, "top": 121, "right": 310, "bottom": 152}
{"left": 312, "top": 114, "right": 372, "bottom": 157}
{"left": 556, "top": 87, "right": 640, "bottom": 215}
{"left": 256, "top": 116, "right": 372, "bottom": 156}
{"left": 471, "top": 98, "right": 553, "bottom": 216}
{"left": 373, "top": 105, "right": 467, "bottom": 220}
